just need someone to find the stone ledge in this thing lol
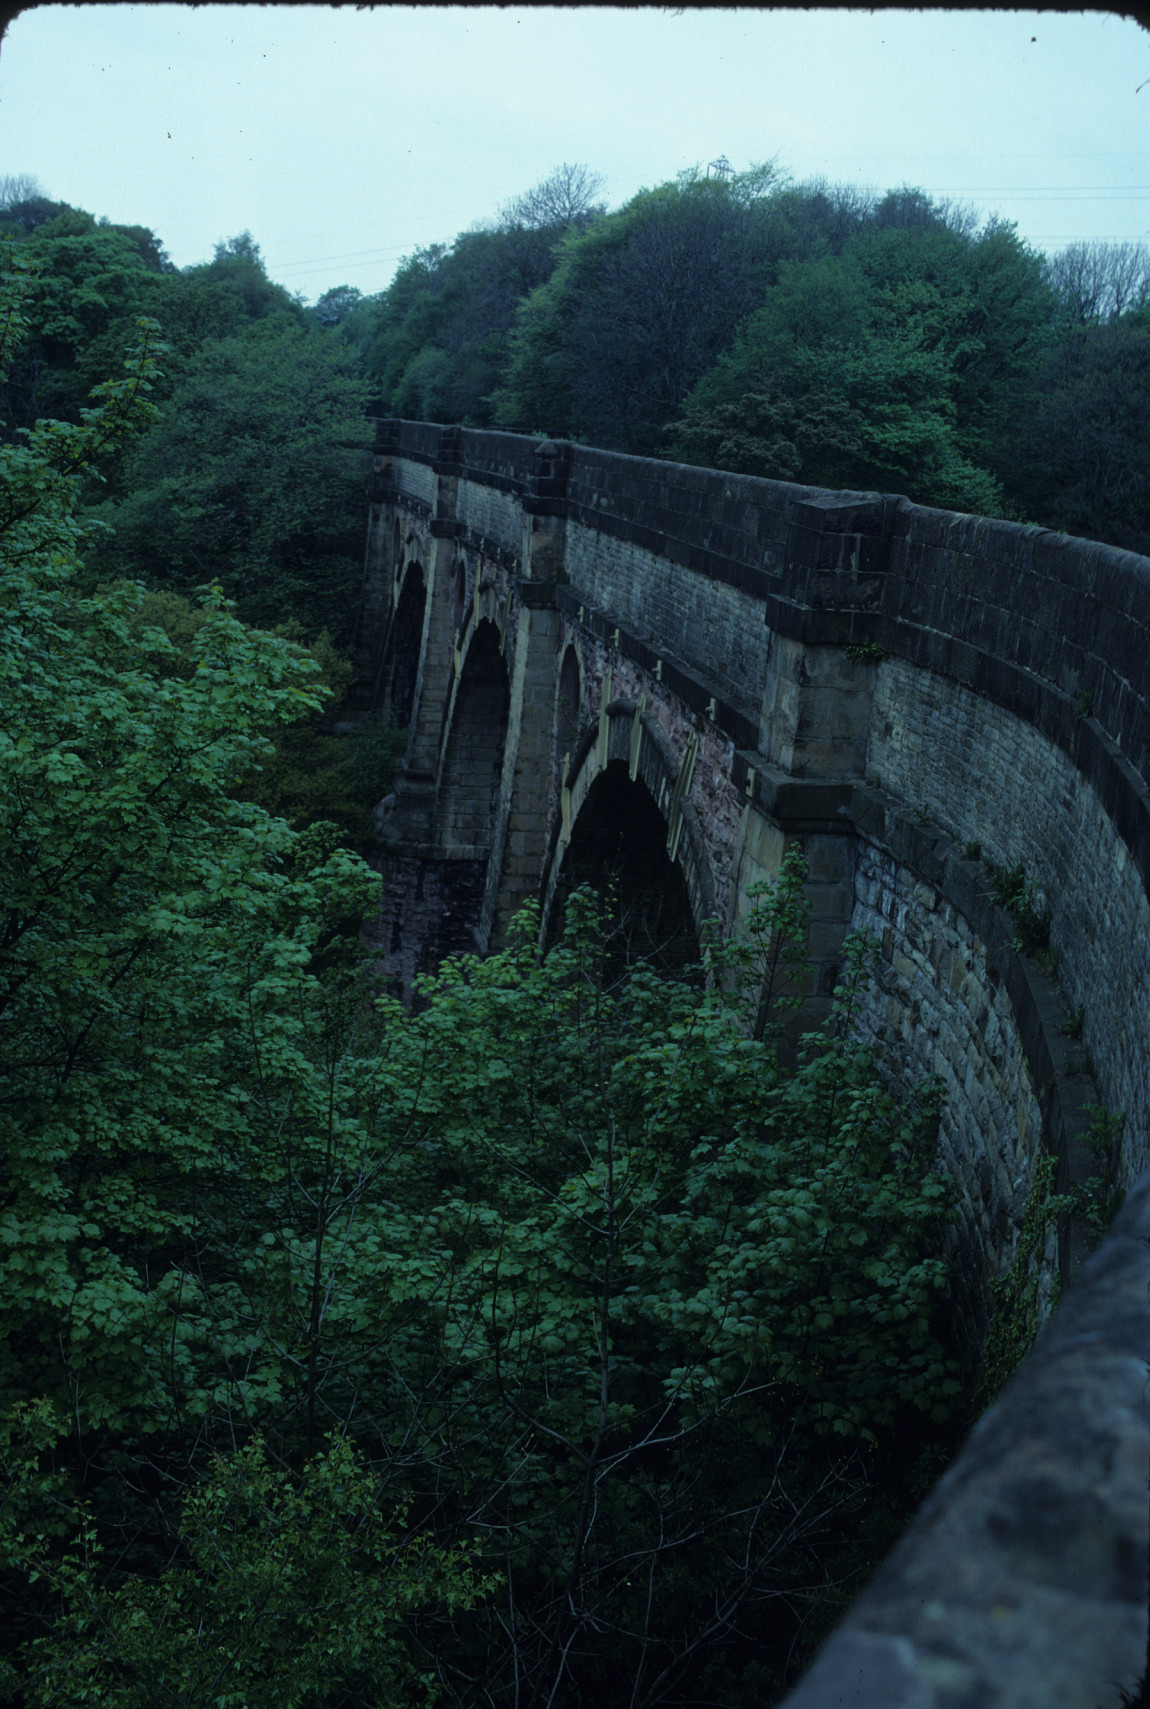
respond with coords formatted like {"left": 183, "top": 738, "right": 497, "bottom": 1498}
{"left": 732, "top": 755, "right": 854, "bottom": 827}
{"left": 516, "top": 578, "right": 561, "bottom": 610}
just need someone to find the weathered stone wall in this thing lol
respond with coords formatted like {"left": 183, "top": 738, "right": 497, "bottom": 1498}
{"left": 457, "top": 476, "right": 523, "bottom": 558}
{"left": 869, "top": 657, "right": 1150, "bottom": 1190}
{"left": 850, "top": 835, "right": 1051, "bottom": 1342}
{"left": 880, "top": 504, "right": 1150, "bottom": 778}
{"left": 436, "top": 620, "right": 509, "bottom": 850}
{"left": 564, "top": 518, "right": 770, "bottom": 715}
{"left": 362, "top": 850, "right": 488, "bottom": 997}
{"left": 547, "top": 620, "right": 747, "bottom": 932}
{"left": 396, "top": 455, "right": 436, "bottom": 508}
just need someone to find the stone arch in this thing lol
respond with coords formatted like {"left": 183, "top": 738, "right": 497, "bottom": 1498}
{"left": 436, "top": 619, "right": 510, "bottom": 851}
{"left": 542, "top": 701, "right": 716, "bottom": 976}
{"left": 379, "top": 563, "right": 426, "bottom": 727}
{"left": 451, "top": 556, "right": 469, "bottom": 640}
{"left": 555, "top": 642, "right": 583, "bottom": 757}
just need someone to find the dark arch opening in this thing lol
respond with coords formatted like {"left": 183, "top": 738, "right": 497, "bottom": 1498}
{"left": 549, "top": 759, "right": 701, "bottom": 979}
{"left": 556, "top": 645, "right": 581, "bottom": 755}
{"left": 437, "top": 620, "right": 510, "bottom": 851}
{"left": 382, "top": 566, "right": 426, "bottom": 727}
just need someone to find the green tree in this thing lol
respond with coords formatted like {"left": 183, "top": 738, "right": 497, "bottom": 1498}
{"left": 848, "top": 213, "right": 1051, "bottom": 478}
{"left": 0, "top": 242, "right": 382, "bottom": 1436}
{"left": 1003, "top": 243, "right": 1150, "bottom": 553}
{"left": 2, "top": 1408, "right": 491, "bottom": 1708}
{"left": 668, "top": 205, "right": 1049, "bottom": 514}
{"left": 87, "top": 311, "right": 371, "bottom": 639}
{"left": 496, "top": 165, "right": 784, "bottom": 452}
{"left": 1009, "top": 308, "right": 1150, "bottom": 554}
{"left": 0, "top": 213, "right": 159, "bottom": 435}
{"left": 362, "top": 206, "right": 575, "bottom": 427}
{"left": 198, "top": 859, "right": 957, "bottom": 1706}
{"left": 312, "top": 282, "right": 364, "bottom": 328}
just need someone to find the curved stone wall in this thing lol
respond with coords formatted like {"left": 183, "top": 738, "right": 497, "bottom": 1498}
{"left": 868, "top": 658, "right": 1150, "bottom": 1194}
{"left": 849, "top": 834, "right": 1050, "bottom": 1349}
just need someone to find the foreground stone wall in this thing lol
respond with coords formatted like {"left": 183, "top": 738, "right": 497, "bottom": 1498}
{"left": 778, "top": 1159, "right": 1150, "bottom": 1709}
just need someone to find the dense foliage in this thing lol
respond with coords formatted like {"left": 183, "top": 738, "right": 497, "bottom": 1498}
{"left": 90, "top": 313, "right": 370, "bottom": 637}
{"left": 348, "top": 163, "right": 606, "bottom": 428}
{"left": 0, "top": 232, "right": 966, "bottom": 1702}
{"left": 5, "top": 152, "right": 1123, "bottom": 1701}
{"left": 0, "top": 207, "right": 368, "bottom": 647}
{"left": 667, "top": 205, "right": 1051, "bottom": 514}
{"left": 6, "top": 163, "right": 1149, "bottom": 558}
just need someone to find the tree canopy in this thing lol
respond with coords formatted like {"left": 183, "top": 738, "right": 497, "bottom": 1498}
{"left": 494, "top": 165, "right": 787, "bottom": 453}
{"left": 666, "top": 209, "right": 1050, "bottom": 514}
{"left": 87, "top": 311, "right": 371, "bottom": 638}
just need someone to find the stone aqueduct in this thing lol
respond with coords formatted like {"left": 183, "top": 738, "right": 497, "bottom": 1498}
{"left": 355, "top": 418, "right": 1150, "bottom": 1706}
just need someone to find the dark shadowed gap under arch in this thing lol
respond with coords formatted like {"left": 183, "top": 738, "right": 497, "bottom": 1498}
{"left": 549, "top": 759, "right": 701, "bottom": 980}
{"left": 381, "top": 567, "right": 426, "bottom": 727}
{"left": 437, "top": 619, "right": 510, "bottom": 851}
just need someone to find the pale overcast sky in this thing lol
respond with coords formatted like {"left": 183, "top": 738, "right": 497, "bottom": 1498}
{"left": 2, "top": 5, "right": 1149, "bottom": 304}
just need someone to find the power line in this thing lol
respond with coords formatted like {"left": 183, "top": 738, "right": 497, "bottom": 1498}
{"left": 264, "top": 194, "right": 1150, "bottom": 287}
{"left": 932, "top": 188, "right": 1150, "bottom": 195}
{"left": 928, "top": 192, "right": 1150, "bottom": 200}
{"left": 265, "top": 241, "right": 420, "bottom": 270}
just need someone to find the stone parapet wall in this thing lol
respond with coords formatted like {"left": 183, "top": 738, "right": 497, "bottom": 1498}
{"left": 564, "top": 446, "right": 814, "bottom": 583}
{"left": 883, "top": 506, "right": 1150, "bottom": 777}
{"left": 563, "top": 518, "right": 770, "bottom": 715}
{"left": 456, "top": 427, "right": 538, "bottom": 489}
{"left": 456, "top": 477, "right": 524, "bottom": 558}
{"left": 395, "top": 455, "right": 436, "bottom": 509}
